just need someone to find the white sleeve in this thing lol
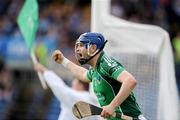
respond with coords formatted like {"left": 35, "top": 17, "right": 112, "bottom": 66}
{"left": 43, "top": 70, "right": 87, "bottom": 108}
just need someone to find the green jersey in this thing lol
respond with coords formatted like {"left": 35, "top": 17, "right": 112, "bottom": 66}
{"left": 86, "top": 52, "right": 142, "bottom": 120}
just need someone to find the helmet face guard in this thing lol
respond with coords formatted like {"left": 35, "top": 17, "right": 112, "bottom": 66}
{"left": 75, "top": 32, "right": 107, "bottom": 65}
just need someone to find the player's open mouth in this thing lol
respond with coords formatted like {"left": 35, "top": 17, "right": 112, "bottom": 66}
{"left": 79, "top": 53, "right": 82, "bottom": 57}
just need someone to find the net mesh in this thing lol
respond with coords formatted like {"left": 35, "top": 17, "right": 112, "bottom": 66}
{"left": 91, "top": 0, "right": 180, "bottom": 119}
{"left": 110, "top": 53, "right": 159, "bottom": 120}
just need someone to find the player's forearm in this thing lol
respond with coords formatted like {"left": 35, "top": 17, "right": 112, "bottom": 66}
{"left": 110, "top": 77, "right": 137, "bottom": 109}
{"left": 66, "top": 61, "right": 88, "bottom": 82}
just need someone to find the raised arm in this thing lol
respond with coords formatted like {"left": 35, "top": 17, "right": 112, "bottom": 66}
{"left": 34, "top": 63, "right": 91, "bottom": 108}
{"left": 52, "top": 50, "right": 90, "bottom": 83}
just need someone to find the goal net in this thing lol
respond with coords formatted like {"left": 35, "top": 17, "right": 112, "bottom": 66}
{"left": 91, "top": 0, "right": 180, "bottom": 120}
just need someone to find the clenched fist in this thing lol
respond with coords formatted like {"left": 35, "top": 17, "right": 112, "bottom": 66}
{"left": 52, "top": 50, "right": 64, "bottom": 64}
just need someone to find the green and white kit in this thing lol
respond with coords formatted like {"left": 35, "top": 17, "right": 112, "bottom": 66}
{"left": 87, "top": 52, "right": 142, "bottom": 120}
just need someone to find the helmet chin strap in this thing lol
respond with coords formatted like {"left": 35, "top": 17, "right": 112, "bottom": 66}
{"left": 78, "top": 40, "right": 108, "bottom": 65}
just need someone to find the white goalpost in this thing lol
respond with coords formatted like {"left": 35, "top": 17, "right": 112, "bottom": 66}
{"left": 91, "top": 0, "right": 180, "bottom": 120}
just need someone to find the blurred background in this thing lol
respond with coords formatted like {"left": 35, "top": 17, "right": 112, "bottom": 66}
{"left": 0, "top": 0, "right": 179, "bottom": 119}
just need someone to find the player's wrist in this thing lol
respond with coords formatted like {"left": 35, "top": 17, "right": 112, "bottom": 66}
{"left": 110, "top": 102, "right": 118, "bottom": 111}
{"left": 61, "top": 57, "right": 70, "bottom": 67}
